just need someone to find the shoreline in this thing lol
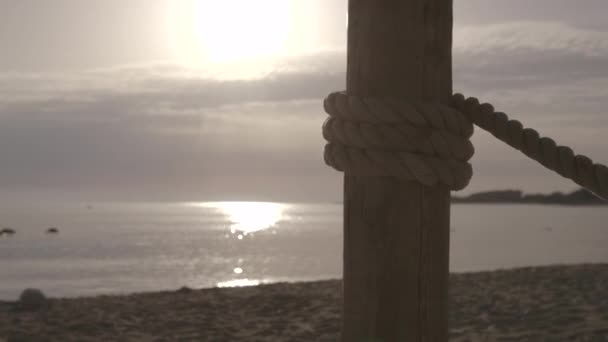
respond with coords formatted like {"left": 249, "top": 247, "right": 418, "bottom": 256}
{"left": 1, "top": 264, "right": 608, "bottom": 341}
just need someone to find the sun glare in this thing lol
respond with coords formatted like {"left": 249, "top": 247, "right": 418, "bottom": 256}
{"left": 191, "top": 0, "right": 290, "bottom": 63}
{"left": 219, "top": 202, "right": 288, "bottom": 234}
{"left": 216, "top": 278, "right": 261, "bottom": 288}
{"left": 191, "top": 202, "right": 289, "bottom": 234}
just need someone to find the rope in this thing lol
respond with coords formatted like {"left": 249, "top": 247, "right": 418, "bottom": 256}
{"left": 451, "top": 94, "right": 608, "bottom": 200}
{"left": 323, "top": 92, "right": 474, "bottom": 190}
{"left": 322, "top": 91, "right": 608, "bottom": 200}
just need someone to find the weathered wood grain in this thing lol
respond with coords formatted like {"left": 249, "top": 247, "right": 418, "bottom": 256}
{"left": 342, "top": 0, "right": 453, "bottom": 340}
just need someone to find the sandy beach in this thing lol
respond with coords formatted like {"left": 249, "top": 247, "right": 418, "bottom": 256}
{"left": 1, "top": 264, "right": 607, "bottom": 341}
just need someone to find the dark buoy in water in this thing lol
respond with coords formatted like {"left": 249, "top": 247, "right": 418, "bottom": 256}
{"left": 46, "top": 227, "right": 59, "bottom": 234}
{"left": 1, "top": 228, "right": 15, "bottom": 236}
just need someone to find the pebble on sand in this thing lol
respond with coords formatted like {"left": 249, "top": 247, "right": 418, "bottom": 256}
{"left": 177, "top": 286, "right": 193, "bottom": 294}
{"left": 17, "top": 289, "right": 48, "bottom": 312}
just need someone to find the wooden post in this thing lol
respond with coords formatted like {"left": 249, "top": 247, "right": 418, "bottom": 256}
{"left": 342, "top": 0, "right": 452, "bottom": 341}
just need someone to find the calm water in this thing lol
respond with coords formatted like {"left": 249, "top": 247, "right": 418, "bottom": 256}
{"left": 0, "top": 202, "right": 607, "bottom": 300}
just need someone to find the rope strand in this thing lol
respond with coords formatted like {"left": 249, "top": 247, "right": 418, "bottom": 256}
{"left": 451, "top": 94, "right": 608, "bottom": 200}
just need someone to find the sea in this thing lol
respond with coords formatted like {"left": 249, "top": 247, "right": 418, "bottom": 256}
{"left": 1, "top": 202, "right": 607, "bottom": 300}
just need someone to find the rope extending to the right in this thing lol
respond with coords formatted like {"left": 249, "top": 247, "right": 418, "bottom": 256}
{"left": 322, "top": 91, "right": 608, "bottom": 200}
{"left": 451, "top": 94, "right": 608, "bottom": 200}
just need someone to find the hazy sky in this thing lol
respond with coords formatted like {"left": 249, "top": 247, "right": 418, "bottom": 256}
{"left": 1, "top": 0, "right": 607, "bottom": 202}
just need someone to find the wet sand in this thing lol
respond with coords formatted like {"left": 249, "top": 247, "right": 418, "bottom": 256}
{"left": 1, "top": 264, "right": 607, "bottom": 341}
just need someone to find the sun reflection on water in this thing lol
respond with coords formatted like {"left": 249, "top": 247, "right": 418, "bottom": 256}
{"left": 192, "top": 201, "right": 289, "bottom": 234}
{"left": 187, "top": 202, "right": 289, "bottom": 287}
{"left": 216, "top": 279, "right": 261, "bottom": 288}
{"left": 186, "top": 201, "right": 288, "bottom": 288}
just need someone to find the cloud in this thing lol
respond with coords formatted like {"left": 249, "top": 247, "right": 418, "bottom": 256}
{"left": 1, "top": 21, "right": 607, "bottom": 199}
{"left": 454, "top": 0, "right": 608, "bottom": 31}
{"left": 456, "top": 21, "right": 608, "bottom": 56}
{"left": 454, "top": 21, "right": 608, "bottom": 95}
{"left": 0, "top": 53, "right": 345, "bottom": 118}
{"left": 4, "top": 21, "right": 607, "bottom": 117}
{"left": 0, "top": 93, "right": 337, "bottom": 201}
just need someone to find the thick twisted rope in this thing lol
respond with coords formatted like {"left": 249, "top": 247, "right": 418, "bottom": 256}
{"left": 323, "top": 91, "right": 475, "bottom": 190}
{"left": 322, "top": 91, "right": 608, "bottom": 200}
{"left": 451, "top": 94, "right": 608, "bottom": 200}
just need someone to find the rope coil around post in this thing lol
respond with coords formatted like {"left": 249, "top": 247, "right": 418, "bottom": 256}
{"left": 322, "top": 91, "right": 608, "bottom": 200}
{"left": 322, "top": 91, "right": 475, "bottom": 190}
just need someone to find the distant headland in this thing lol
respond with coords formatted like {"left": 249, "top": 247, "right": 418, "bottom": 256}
{"left": 452, "top": 188, "right": 606, "bottom": 205}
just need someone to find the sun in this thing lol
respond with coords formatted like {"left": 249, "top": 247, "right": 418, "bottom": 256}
{"left": 191, "top": 0, "right": 290, "bottom": 63}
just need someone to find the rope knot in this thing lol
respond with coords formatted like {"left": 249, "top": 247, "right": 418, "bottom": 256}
{"left": 322, "top": 91, "right": 475, "bottom": 190}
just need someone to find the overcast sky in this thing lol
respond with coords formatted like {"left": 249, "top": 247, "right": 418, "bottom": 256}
{"left": 1, "top": 0, "right": 607, "bottom": 202}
